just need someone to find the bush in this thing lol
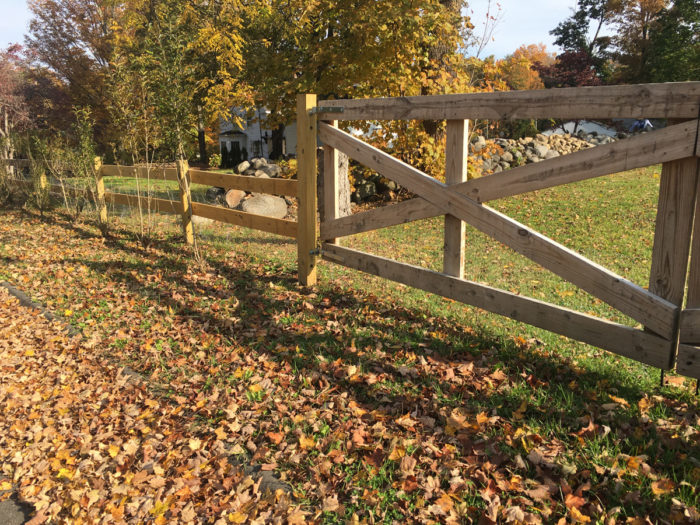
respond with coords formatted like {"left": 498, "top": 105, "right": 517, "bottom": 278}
{"left": 209, "top": 153, "right": 222, "bottom": 168}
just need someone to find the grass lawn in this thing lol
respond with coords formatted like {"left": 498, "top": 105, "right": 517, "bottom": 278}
{"left": 0, "top": 164, "right": 698, "bottom": 523}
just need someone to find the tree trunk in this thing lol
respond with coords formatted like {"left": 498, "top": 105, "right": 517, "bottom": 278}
{"left": 197, "top": 108, "right": 208, "bottom": 166}
{"left": 270, "top": 124, "right": 286, "bottom": 160}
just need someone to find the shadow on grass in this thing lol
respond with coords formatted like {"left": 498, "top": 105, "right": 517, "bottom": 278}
{"left": 14, "top": 209, "right": 700, "bottom": 516}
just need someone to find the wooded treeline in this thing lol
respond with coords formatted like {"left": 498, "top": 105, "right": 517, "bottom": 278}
{"left": 1, "top": 0, "right": 698, "bottom": 173}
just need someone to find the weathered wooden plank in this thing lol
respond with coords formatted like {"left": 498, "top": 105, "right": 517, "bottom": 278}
{"left": 104, "top": 191, "right": 180, "bottom": 214}
{"left": 188, "top": 169, "right": 297, "bottom": 197}
{"left": 297, "top": 94, "right": 319, "bottom": 286}
{"left": 320, "top": 121, "right": 699, "bottom": 239}
{"left": 319, "top": 122, "right": 677, "bottom": 337}
{"left": 676, "top": 344, "right": 700, "bottom": 379}
{"left": 444, "top": 120, "right": 468, "bottom": 278}
{"left": 317, "top": 82, "right": 700, "bottom": 121}
{"left": 322, "top": 243, "right": 672, "bottom": 369}
{"left": 191, "top": 202, "right": 297, "bottom": 238}
{"left": 649, "top": 157, "right": 699, "bottom": 309}
{"left": 100, "top": 165, "right": 179, "bottom": 181}
{"left": 322, "top": 121, "right": 341, "bottom": 245}
{"left": 679, "top": 309, "right": 700, "bottom": 345}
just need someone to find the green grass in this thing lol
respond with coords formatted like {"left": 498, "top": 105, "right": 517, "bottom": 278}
{"left": 1, "top": 163, "right": 697, "bottom": 522}
{"left": 102, "top": 176, "right": 211, "bottom": 203}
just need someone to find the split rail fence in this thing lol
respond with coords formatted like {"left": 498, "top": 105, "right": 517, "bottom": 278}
{"left": 8, "top": 159, "right": 298, "bottom": 240}
{"left": 5, "top": 83, "right": 700, "bottom": 382}
{"left": 294, "top": 83, "right": 700, "bottom": 381}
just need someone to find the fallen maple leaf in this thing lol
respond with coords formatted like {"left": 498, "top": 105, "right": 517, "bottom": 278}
{"left": 650, "top": 478, "right": 675, "bottom": 496}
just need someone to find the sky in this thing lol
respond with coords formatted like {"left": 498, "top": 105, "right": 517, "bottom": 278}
{"left": 0, "top": 0, "right": 579, "bottom": 57}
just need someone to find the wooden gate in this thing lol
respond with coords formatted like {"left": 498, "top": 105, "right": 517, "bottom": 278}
{"left": 295, "top": 84, "right": 700, "bottom": 380}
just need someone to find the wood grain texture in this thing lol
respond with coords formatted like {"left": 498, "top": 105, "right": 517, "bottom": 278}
{"left": 319, "top": 122, "right": 677, "bottom": 337}
{"left": 679, "top": 309, "right": 700, "bottom": 345}
{"left": 648, "top": 157, "right": 699, "bottom": 309}
{"left": 443, "top": 120, "right": 468, "bottom": 278}
{"left": 297, "top": 94, "right": 319, "bottom": 286}
{"left": 100, "top": 165, "right": 179, "bottom": 181}
{"left": 322, "top": 243, "right": 672, "bottom": 369}
{"left": 191, "top": 202, "right": 297, "bottom": 238}
{"left": 189, "top": 169, "right": 298, "bottom": 197}
{"left": 676, "top": 344, "right": 700, "bottom": 379}
{"left": 317, "top": 82, "right": 700, "bottom": 121}
{"left": 322, "top": 121, "right": 341, "bottom": 245}
{"left": 320, "top": 121, "right": 699, "bottom": 239}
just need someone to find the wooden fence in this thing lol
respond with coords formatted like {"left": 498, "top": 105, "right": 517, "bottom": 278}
{"left": 295, "top": 83, "right": 700, "bottom": 381}
{"left": 7, "top": 159, "right": 298, "bottom": 239}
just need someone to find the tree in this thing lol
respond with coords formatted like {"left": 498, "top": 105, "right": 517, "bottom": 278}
{"left": 0, "top": 45, "right": 31, "bottom": 162}
{"left": 644, "top": 0, "right": 700, "bottom": 82}
{"left": 499, "top": 44, "right": 555, "bottom": 90}
{"left": 550, "top": 0, "right": 617, "bottom": 80}
{"left": 25, "top": 0, "right": 116, "bottom": 146}
{"left": 610, "top": 0, "right": 670, "bottom": 82}
{"left": 534, "top": 50, "right": 602, "bottom": 88}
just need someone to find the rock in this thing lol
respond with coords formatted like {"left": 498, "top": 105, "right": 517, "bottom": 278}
{"left": 192, "top": 215, "right": 214, "bottom": 226}
{"left": 236, "top": 161, "right": 251, "bottom": 174}
{"left": 500, "top": 162, "right": 511, "bottom": 170}
{"left": 352, "top": 181, "right": 377, "bottom": 202}
{"left": 251, "top": 158, "right": 267, "bottom": 170}
{"left": 254, "top": 170, "right": 270, "bottom": 178}
{"left": 244, "top": 169, "right": 256, "bottom": 177}
{"left": 544, "top": 150, "right": 560, "bottom": 159}
{"left": 501, "top": 151, "right": 514, "bottom": 163}
{"left": 533, "top": 144, "right": 550, "bottom": 158}
{"left": 239, "top": 195, "right": 288, "bottom": 218}
{"left": 260, "top": 164, "right": 281, "bottom": 177}
{"left": 225, "top": 189, "right": 246, "bottom": 208}
{"left": 376, "top": 178, "right": 398, "bottom": 192}
{"left": 493, "top": 165, "right": 503, "bottom": 173}
{"left": 535, "top": 134, "right": 547, "bottom": 143}
{"left": 205, "top": 186, "right": 226, "bottom": 204}
{"left": 471, "top": 135, "right": 486, "bottom": 153}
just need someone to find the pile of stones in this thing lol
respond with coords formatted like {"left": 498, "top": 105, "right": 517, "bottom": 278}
{"left": 470, "top": 131, "right": 617, "bottom": 174}
{"left": 204, "top": 157, "right": 291, "bottom": 219}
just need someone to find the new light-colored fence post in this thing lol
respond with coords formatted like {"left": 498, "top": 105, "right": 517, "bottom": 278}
{"left": 94, "top": 156, "right": 107, "bottom": 223}
{"left": 297, "top": 94, "right": 319, "bottom": 286}
{"left": 323, "top": 120, "right": 341, "bottom": 246}
{"left": 443, "top": 120, "right": 468, "bottom": 279}
{"left": 176, "top": 159, "right": 195, "bottom": 245}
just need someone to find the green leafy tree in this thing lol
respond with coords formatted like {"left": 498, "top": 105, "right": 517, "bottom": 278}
{"left": 642, "top": 0, "right": 699, "bottom": 81}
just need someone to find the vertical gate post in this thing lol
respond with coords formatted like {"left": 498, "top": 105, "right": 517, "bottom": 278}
{"left": 674, "top": 158, "right": 700, "bottom": 379}
{"left": 323, "top": 120, "right": 340, "bottom": 246}
{"left": 443, "top": 120, "right": 468, "bottom": 279}
{"left": 94, "top": 156, "right": 107, "bottom": 224}
{"left": 648, "top": 156, "right": 699, "bottom": 371}
{"left": 176, "top": 159, "right": 194, "bottom": 245}
{"left": 297, "top": 94, "right": 319, "bottom": 286}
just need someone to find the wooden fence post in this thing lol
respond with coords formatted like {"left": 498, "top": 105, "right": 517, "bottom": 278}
{"left": 176, "top": 159, "right": 195, "bottom": 245}
{"left": 647, "top": 156, "right": 699, "bottom": 370}
{"left": 297, "top": 94, "right": 319, "bottom": 286}
{"left": 94, "top": 156, "right": 107, "bottom": 223}
{"left": 443, "top": 120, "right": 468, "bottom": 279}
{"left": 323, "top": 120, "right": 340, "bottom": 245}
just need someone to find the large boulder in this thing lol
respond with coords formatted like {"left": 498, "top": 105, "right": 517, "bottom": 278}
{"left": 239, "top": 195, "right": 288, "bottom": 219}
{"left": 254, "top": 170, "right": 270, "bottom": 178}
{"left": 236, "top": 161, "right": 251, "bottom": 174}
{"left": 225, "top": 189, "right": 246, "bottom": 208}
{"left": 205, "top": 186, "right": 226, "bottom": 204}
{"left": 260, "top": 164, "right": 281, "bottom": 177}
{"left": 251, "top": 158, "right": 267, "bottom": 170}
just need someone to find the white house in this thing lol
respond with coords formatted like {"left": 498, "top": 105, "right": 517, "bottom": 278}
{"left": 219, "top": 108, "right": 298, "bottom": 160}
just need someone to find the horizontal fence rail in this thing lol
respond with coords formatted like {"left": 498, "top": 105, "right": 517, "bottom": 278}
{"left": 316, "top": 82, "right": 700, "bottom": 121}
{"left": 301, "top": 83, "right": 700, "bottom": 381}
